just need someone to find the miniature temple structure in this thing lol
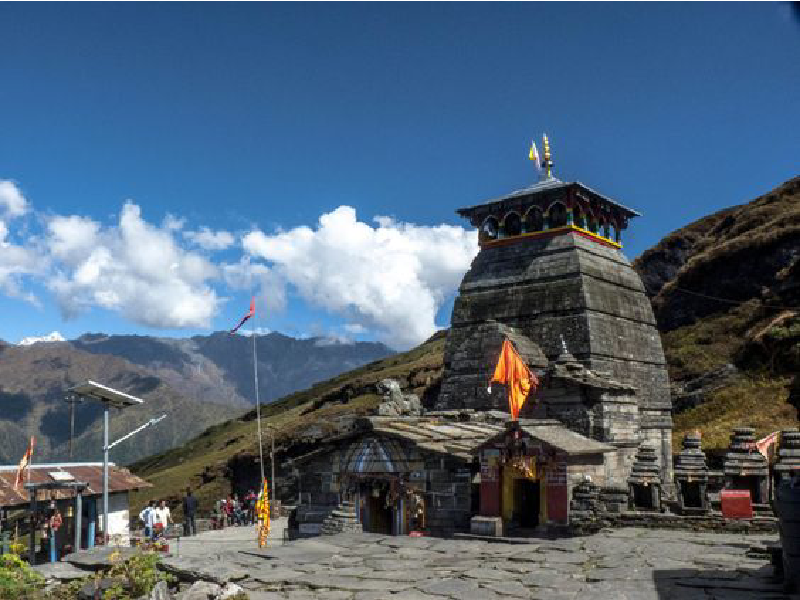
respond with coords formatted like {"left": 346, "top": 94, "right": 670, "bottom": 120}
{"left": 774, "top": 428, "right": 800, "bottom": 485}
{"left": 723, "top": 427, "right": 770, "bottom": 506}
{"left": 627, "top": 444, "right": 662, "bottom": 511}
{"left": 673, "top": 431, "right": 710, "bottom": 514}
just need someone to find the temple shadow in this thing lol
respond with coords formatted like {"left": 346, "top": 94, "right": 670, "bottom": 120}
{"left": 652, "top": 563, "right": 792, "bottom": 600}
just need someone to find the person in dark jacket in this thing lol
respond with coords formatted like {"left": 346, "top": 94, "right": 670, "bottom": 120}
{"left": 182, "top": 487, "right": 198, "bottom": 536}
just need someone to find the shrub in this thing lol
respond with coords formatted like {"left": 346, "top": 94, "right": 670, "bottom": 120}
{"left": 0, "top": 553, "right": 45, "bottom": 600}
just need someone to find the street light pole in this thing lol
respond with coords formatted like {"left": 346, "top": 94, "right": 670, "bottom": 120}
{"left": 103, "top": 406, "right": 109, "bottom": 545}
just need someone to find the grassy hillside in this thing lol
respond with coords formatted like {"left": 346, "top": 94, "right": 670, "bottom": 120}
{"left": 636, "top": 176, "right": 800, "bottom": 450}
{"left": 129, "top": 331, "right": 446, "bottom": 515}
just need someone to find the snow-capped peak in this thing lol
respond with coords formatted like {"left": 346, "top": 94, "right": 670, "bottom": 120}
{"left": 18, "top": 331, "right": 66, "bottom": 346}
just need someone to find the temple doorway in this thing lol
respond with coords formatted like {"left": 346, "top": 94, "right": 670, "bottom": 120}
{"left": 631, "top": 484, "right": 656, "bottom": 510}
{"left": 513, "top": 479, "right": 540, "bottom": 528}
{"left": 365, "top": 487, "right": 394, "bottom": 534}
{"left": 730, "top": 476, "right": 762, "bottom": 504}
{"left": 681, "top": 481, "right": 702, "bottom": 508}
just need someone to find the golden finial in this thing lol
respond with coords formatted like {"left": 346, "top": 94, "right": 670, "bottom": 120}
{"left": 542, "top": 134, "right": 554, "bottom": 179}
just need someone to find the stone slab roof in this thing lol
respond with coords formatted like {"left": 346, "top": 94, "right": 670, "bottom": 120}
{"left": 457, "top": 179, "right": 641, "bottom": 219}
{"left": 363, "top": 416, "right": 504, "bottom": 460}
{"left": 473, "top": 420, "right": 615, "bottom": 456}
{"left": 0, "top": 463, "right": 151, "bottom": 508}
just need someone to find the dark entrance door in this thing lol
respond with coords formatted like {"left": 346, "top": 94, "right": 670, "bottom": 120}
{"left": 731, "top": 476, "right": 762, "bottom": 504}
{"left": 513, "top": 479, "right": 540, "bottom": 528}
{"left": 367, "top": 490, "right": 394, "bottom": 534}
{"left": 681, "top": 481, "right": 702, "bottom": 508}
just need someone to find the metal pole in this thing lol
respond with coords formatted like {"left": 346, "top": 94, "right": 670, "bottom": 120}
{"left": 253, "top": 332, "right": 265, "bottom": 483}
{"left": 271, "top": 430, "right": 276, "bottom": 508}
{"left": 74, "top": 492, "right": 82, "bottom": 552}
{"left": 69, "top": 398, "right": 75, "bottom": 460}
{"left": 103, "top": 406, "right": 109, "bottom": 546}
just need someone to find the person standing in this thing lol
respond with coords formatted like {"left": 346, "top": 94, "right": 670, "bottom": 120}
{"left": 154, "top": 499, "right": 172, "bottom": 537}
{"left": 182, "top": 487, "right": 198, "bottom": 536}
{"left": 139, "top": 500, "right": 156, "bottom": 541}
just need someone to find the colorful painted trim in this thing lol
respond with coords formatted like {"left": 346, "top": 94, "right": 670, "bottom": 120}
{"left": 481, "top": 224, "right": 622, "bottom": 250}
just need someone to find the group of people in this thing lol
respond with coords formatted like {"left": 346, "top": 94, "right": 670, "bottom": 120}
{"left": 138, "top": 498, "right": 173, "bottom": 542}
{"left": 211, "top": 490, "right": 258, "bottom": 529}
{"left": 138, "top": 488, "right": 199, "bottom": 542}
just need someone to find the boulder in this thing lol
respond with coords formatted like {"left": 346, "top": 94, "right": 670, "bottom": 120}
{"left": 179, "top": 581, "right": 221, "bottom": 600}
{"left": 149, "top": 580, "right": 172, "bottom": 600}
{"left": 219, "top": 582, "right": 245, "bottom": 599}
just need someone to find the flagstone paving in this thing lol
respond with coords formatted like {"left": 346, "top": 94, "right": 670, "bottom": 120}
{"left": 156, "top": 526, "right": 797, "bottom": 599}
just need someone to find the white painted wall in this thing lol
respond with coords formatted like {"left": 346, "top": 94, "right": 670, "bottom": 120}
{"left": 97, "top": 492, "right": 131, "bottom": 547}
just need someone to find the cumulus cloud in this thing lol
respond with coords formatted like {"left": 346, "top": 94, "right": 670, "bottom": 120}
{"left": 243, "top": 205, "right": 478, "bottom": 348}
{"left": 46, "top": 202, "right": 221, "bottom": 328}
{"left": 0, "top": 180, "right": 28, "bottom": 218}
{"left": 184, "top": 226, "right": 235, "bottom": 251}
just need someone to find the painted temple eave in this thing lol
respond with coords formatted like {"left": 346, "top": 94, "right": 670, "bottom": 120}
{"left": 456, "top": 180, "right": 642, "bottom": 223}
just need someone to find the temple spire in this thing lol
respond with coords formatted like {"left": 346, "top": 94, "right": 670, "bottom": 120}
{"left": 542, "top": 133, "right": 554, "bottom": 180}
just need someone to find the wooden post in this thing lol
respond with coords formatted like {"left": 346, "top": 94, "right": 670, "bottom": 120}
{"left": 28, "top": 489, "right": 37, "bottom": 565}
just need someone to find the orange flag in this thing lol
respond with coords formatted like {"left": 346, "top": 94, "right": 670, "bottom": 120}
{"left": 489, "top": 339, "right": 538, "bottom": 419}
{"left": 14, "top": 436, "right": 34, "bottom": 489}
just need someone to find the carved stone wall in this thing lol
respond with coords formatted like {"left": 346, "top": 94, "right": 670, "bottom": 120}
{"left": 438, "top": 231, "right": 673, "bottom": 485}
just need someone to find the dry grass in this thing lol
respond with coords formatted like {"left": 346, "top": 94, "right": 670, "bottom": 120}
{"left": 673, "top": 376, "right": 797, "bottom": 451}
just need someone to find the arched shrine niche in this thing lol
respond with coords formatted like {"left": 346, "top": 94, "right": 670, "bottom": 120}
{"left": 479, "top": 217, "right": 499, "bottom": 243}
{"left": 546, "top": 202, "right": 568, "bottom": 229}
{"left": 522, "top": 207, "right": 544, "bottom": 233}
{"left": 501, "top": 212, "right": 522, "bottom": 237}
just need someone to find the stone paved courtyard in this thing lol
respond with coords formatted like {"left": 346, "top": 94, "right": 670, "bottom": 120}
{"left": 155, "top": 526, "right": 797, "bottom": 600}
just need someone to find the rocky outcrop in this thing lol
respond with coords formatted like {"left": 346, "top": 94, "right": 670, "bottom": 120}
{"left": 376, "top": 379, "right": 422, "bottom": 416}
{"left": 634, "top": 176, "right": 800, "bottom": 332}
{"left": 671, "top": 363, "right": 741, "bottom": 413}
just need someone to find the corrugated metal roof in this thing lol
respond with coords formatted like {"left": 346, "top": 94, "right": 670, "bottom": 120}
{"left": 457, "top": 179, "right": 641, "bottom": 218}
{"left": 0, "top": 464, "right": 151, "bottom": 508}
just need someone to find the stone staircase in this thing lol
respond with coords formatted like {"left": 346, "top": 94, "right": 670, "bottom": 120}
{"left": 320, "top": 501, "right": 363, "bottom": 536}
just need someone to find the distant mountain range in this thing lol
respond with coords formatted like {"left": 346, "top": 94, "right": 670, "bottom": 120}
{"left": 0, "top": 332, "right": 393, "bottom": 465}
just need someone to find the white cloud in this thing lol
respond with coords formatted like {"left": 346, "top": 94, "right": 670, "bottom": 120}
{"left": 163, "top": 214, "right": 185, "bottom": 231}
{"left": 343, "top": 323, "right": 367, "bottom": 335}
{"left": 221, "top": 257, "right": 286, "bottom": 312}
{"left": 18, "top": 331, "right": 66, "bottom": 345}
{"left": 0, "top": 213, "right": 42, "bottom": 305}
{"left": 46, "top": 202, "right": 221, "bottom": 328}
{"left": 0, "top": 180, "right": 28, "bottom": 218}
{"left": 184, "top": 227, "right": 235, "bottom": 251}
{"left": 243, "top": 205, "right": 478, "bottom": 348}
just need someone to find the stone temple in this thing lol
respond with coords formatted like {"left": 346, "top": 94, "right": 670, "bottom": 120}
{"left": 290, "top": 154, "right": 674, "bottom": 537}
{"left": 438, "top": 175, "right": 673, "bottom": 484}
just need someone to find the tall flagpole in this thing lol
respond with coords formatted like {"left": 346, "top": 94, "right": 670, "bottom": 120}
{"left": 253, "top": 311, "right": 265, "bottom": 484}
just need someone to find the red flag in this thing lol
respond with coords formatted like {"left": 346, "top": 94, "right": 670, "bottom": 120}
{"left": 230, "top": 297, "right": 256, "bottom": 334}
{"left": 15, "top": 436, "right": 34, "bottom": 489}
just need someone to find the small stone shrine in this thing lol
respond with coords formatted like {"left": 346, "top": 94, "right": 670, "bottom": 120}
{"left": 673, "top": 431, "right": 710, "bottom": 514}
{"left": 627, "top": 444, "right": 662, "bottom": 511}
{"left": 723, "top": 426, "right": 769, "bottom": 505}
{"left": 774, "top": 428, "right": 800, "bottom": 484}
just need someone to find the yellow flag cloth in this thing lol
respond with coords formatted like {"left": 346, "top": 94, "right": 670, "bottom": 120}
{"left": 490, "top": 339, "right": 538, "bottom": 419}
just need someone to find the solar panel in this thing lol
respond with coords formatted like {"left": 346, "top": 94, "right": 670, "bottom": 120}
{"left": 68, "top": 380, "right": 144, "bottom": 408}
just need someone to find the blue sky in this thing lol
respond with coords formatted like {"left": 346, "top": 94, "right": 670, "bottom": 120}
{"left": 1, "top": 3, "right": 798, "bottom": 349}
